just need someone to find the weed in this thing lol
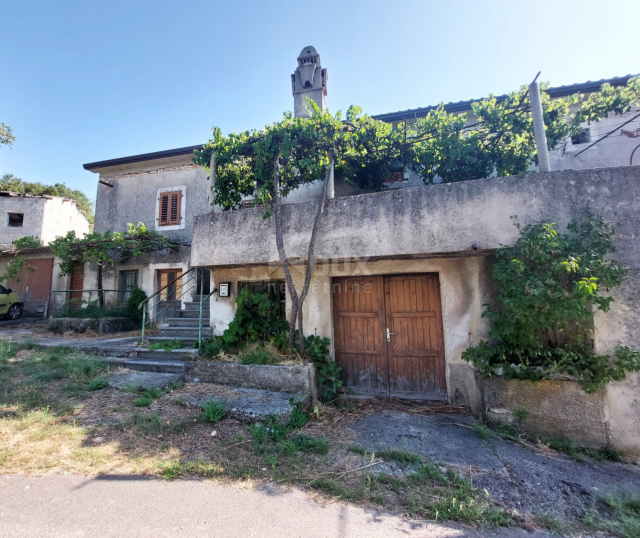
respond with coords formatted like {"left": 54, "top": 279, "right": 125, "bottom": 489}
{"left": 289, "top": 434, "right": 330, "bottom": 454}
{"left": 310, "top": 478, "right": 357, "bottom": 500}
{"left": 201, "top": 400, "right": 226, "bottom": 422}
{"left": 166, "top": 379, "right": 183, "bottom": 391}
{"left": 348, "top": 445, "right": 367, "bottom": 456}
{"left": 199, "top": 337, "right": 224, "bottom": 358}
{"left": 379, "top": 450, "right": 422, "bottom": 465}
{"left": 172, "top": 397, "right": 186, "bottom": 406}
{"left": 240, "top": 348, "right": 278, "bottom": 365}
{"left": 34, "top": 371, "right": 65, "bottom": 382}
{"left": 513, "top": 408, "right": 530, "bottom": 420}
{"left": 536, "top": 513, "right": 574, "bottom": 534}
{"left": 88, "top": 378, "right": 109, "bottom": 391}
{"left": 133, "top": 396, "right": 153, "bottom": 407}
{"left": 548, "top": 438, "right": 621, "bottom": 463}
{"left": 161, "top": 459, "right": 223, "bottom": 480}
{"left": 148, "top": 339, "right": 183, "bottom": 351}
{"left": 130, "top": 412, "right": 162, "bottom": 436}
{"left": 474, "top": 423, "right": 493, "bottom": 441}
{"left": 144, "top": 387, "right": 163, "bottom": 399}
{"left": 596, "top": 492, "right": 640, "bottom": 538}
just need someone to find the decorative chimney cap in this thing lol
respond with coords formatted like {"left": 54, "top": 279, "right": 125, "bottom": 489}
{"left": 297, "top": 46, "right": 319, "bottom": 60}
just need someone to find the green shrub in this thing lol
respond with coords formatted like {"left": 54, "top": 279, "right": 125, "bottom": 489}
{"left": 125, "top": 287, "right": 147, "bottom": 325}
{"left": 149, "top": 339, "right": 183, "bottom": 351}
{"left": 303, "top": 335, "right": 343, "bottom": 402}
{"left": 201, "top": 400, "right": 226, "bottom": 422}
{"left": 289, "top": 434, "right": 329, "bottom": 454}
{"left": 462, "top": 216, "right": 640, "bottom": 393}
{"left": 199, "top": 337, "right": 224, "bottom": 358}
{"left": 221, "top": 290, "right": 289, "bottom": 350}
{"left": 88, "top": 378, "right": 109, "bottom": 391}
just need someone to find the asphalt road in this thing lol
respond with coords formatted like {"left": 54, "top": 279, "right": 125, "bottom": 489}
{"left": 0, "top": 474, "right": 551, "bottom": 538}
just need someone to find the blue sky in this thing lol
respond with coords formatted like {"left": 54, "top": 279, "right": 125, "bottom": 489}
{"left": 1, "top": 0, "right": 638, "bottom": 202}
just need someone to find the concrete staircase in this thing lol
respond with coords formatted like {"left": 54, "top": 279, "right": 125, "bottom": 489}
{"left": 104, "top": 298, "right": 210, "bottom": 375}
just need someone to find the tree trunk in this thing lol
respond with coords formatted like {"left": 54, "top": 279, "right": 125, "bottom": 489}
{"left": 272, "top": 146, "right": 335, "bottom": 353}
{"left": 97, "top": 264, "right": 104, "bottom": 307}
{"left": 296, "top": 147, "right": 334, "bottom": 351}
{"left": 272, "top": 149, "right": 300, "bottom": 349}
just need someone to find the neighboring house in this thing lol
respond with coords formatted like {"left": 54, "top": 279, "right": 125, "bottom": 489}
{"left": 0, "top": 191, "right": 90, "bottom": 248}
{"left": 0, "top": 192, "right": 91, "bottom": 316}
{"left": 82, "top": 151, "right": 212, "bottom": 320}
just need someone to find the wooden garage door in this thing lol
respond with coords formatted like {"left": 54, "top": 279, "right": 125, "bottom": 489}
{"left": 5, "top": 258, "right": 54, "bottom": 302}
{"left": 333, "top": 276, "right": 388, "bottom": 396}
{"left": 385, "top": 275, "right": 446, "bottom": 399}
{"left": 332, "top": 274, "right": 446, "bottom": 400}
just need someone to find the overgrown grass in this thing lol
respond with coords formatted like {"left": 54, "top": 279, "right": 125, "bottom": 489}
{"left": 148, "top": 339, "right": 183, "bottom": 351}
{"left": 201, "top": 400, "right": 226, "bottom": 422}
{"left": 548, "top": 438, "right": 622, "bottom": 463}
{"left": 378, "top": 449, "right": 423, "bottom": 465}
{"left": 199, "top": 337, "right": 224, "bottom": 358}
{"left": 50, "top": 301, "right": 127, "bottom": 320}
{"left": 240, "top": 348, "right": 278, "bottom": 365}
{"left": 132, "top": 387, "right": 164, "bottom": 407}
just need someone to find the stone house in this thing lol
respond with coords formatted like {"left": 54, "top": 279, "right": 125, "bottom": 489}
{"left": 0, "top": 191, "right": 91, "bottom": 316}
{"left": 81, "top": 150, "right": 213, "bottom": 320}
{"left": 79, "top": 48, "right": 640, "bottom": 456}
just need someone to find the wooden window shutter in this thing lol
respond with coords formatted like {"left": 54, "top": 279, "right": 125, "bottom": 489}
{"left": 159, "top": 191, "right": 181, "bottom": 226}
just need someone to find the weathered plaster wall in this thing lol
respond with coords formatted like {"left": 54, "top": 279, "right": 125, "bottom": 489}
{"left": 93, "top": 154, "right": 211, "bottom": 243}
{"left": 0, "top": 196, "right": 46, "bottom": 246}
{"left": 207, "top": 256, "right": 492, "bottom": 412}
{"left": 193, "top": 165, "right": 640, "bottom": 455}
{"left": 193, "top": 166, "right": 640, "bottom": 354}
{"left": 40, "top": 197, "right": 90, "bottom": 244}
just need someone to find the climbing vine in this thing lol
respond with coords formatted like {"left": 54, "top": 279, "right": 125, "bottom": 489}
{"left": 462, "top": 215, "right": 640, "bottom": 393}
{"left": 0, "top": 236, "right": 42, "bottom": 283}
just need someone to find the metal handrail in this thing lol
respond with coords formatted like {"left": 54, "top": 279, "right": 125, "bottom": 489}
{"left": 146, "top": 277, "right": 197, "bottom": 324}
{"left": 139, "top": 272, "right": 198, "bottom": 345}
{"left": 198, "top": 287, "right": 217, "bottom": 349}
{"left": 138, "top": 266, "right": 196, "bottom": 308}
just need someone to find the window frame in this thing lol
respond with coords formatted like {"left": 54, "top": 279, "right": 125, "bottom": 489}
{"left": 118, "top": 269, "right": 140, "bottom": 303}
{"left": 7, "top": 213, "right": 24, "bottom": 228}
{"left": 154, "top": 185, "right": 186, "bottom": 232}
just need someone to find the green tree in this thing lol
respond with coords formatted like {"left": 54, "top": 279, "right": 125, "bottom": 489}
{"left": 194, "top": 77, "right": 640, "bottom": 351}
{"left": 194, "top": 101, "right": 411, "bottom": 349}
{"left": 0, "top": 174, "right": 95, "bottom": 224}
{"left": 0, "top": 122, "right": 15, "bottom": 148}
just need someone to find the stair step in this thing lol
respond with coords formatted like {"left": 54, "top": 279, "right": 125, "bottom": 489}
{"left": 136, "top": 348, "right": 197, "bottom": 361}
{"left": 147, "top": 336, "right": 203, "bottom": 347}
{"left": 179, "top": 310, "right": 206, "bottom": 319}
{"left": 157, "top": 327, "right": 212, "bottom": 338}
{"left": 104, "top": 357, "right": 185, "bottom": 374}
{"left": 166, "top": 317, "right": 209, "bottom": 327}
{"left": 184, "top": 302, "right": 210, "bottom": 311}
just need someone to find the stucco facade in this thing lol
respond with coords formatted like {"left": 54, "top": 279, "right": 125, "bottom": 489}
{"left": 190, "top": 165, "right": 640, "bottom": 456}
{"left": 84, "top": 153, "right": 212, "bottom": 313}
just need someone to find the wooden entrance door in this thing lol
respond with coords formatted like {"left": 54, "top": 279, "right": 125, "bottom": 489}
{"left": 69, "top": 262, "right": 85, "bottom": 303}
{"left": 332, "top": 274, "right": 446, "bottom": 400}
{"left": 157, "top": 269, "right": 182, "bottom": 323}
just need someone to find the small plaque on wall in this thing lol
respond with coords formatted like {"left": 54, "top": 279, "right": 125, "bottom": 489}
{"left": 218, "top": 282, "right": 231, "bottom": 297}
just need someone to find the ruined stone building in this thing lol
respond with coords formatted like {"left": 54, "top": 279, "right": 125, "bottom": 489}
{"left": 0, "top": 191, "right": 91, "bottom": 316}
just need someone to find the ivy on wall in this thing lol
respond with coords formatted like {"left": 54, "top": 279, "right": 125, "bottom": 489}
{"left": 462, "top": 215, "right": 640, "bottom": 393}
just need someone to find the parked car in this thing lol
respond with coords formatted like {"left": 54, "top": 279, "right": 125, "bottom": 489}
{"left": 0, "top": 284, "right": 23, "bottom": 320}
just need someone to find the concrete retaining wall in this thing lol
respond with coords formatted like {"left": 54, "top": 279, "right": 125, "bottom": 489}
{"left": 480, "top": 376, "right": 630, "bottom": 456}
{"left": 185, "top": 361, "right": 316, "bottom": 398}
{"left": 48, "top": 317, "right": 136, "bottom": 334}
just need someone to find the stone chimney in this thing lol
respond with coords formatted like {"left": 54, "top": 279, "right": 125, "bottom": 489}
{"left": 291, "top": 46, "right": 328, "bottom": 118}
